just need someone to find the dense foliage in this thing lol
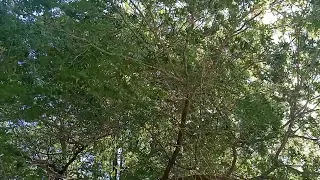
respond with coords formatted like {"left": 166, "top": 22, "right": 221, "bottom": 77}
{"left": 1, "top": 0, "right": 320, "bottom": 179}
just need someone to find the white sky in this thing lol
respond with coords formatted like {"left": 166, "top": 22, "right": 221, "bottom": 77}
{"left": 262, "top": 10, "right": 278, "bottom": 24}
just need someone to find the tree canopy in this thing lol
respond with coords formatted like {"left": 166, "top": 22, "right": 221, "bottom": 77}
{"left": 1, "top": 0, "right": 320, "bottom": 179}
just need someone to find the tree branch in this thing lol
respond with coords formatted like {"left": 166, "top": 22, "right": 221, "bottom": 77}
{"left": 253, "top": 94, "right": 298, "bottom": 179}
{"left": 171, "top": 174, "right": 237, "bottom": 180}
{"left": 232, "top": 10, "right": 263, "bottom": 38}
{"left": 161, "top": 96, "right": 191, "bottom": 180}
{"left": 227, "top": 145, "right": 237, "bottom": 176}
{"left": 61, "top": 29, "right": 184, "bottom": 84}
{"left": 60, "top": 144, "right": 87, "bottom": 175}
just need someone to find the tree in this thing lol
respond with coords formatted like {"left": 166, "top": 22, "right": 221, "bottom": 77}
{"left": 1, "top": 0, "right": 320, "bottom": 179}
